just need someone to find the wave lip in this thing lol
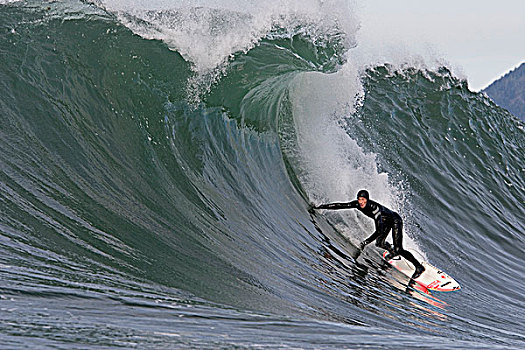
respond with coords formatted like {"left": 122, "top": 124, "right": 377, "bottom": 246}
{"left": 95, "top": 0, "right": 358, "bottom": 73}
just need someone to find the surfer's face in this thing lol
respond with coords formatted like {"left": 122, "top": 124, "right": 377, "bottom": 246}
{"left": 358, "top": 197, "right": 367, "bottom": 208}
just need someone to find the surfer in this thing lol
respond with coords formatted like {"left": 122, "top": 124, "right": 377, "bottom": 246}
{"left": 311, "top": 190, "right": 425, "bottom": 279}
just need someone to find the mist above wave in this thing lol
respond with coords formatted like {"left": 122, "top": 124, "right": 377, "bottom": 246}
{"left": 94, "top": 0, "right": 359, "bottom": 73}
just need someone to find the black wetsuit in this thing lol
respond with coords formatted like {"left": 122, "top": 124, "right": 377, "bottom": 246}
{"left": 316, "top": 199, "right": 423, "bottom": 269}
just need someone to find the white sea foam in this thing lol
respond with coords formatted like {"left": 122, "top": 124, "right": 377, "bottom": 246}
{"left": 289, "top": 66, "right": 424, "bottom": 252}
{"left": 96, "top": 0, "right": 359, "bottom": 73}
{"left": 288, "top": 64, "right": 401, "bottom": 242}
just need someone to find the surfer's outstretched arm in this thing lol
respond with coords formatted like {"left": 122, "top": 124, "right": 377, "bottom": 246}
{"left": 362, "top": 230, "right": 380, "bottom": 246}
{"left": 314, "top": 201, "right": 359, "bottom": 210}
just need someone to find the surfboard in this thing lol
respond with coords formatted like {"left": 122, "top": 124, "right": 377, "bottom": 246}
{"left": 382, "top": 251, "right": 460, "bottom": 292}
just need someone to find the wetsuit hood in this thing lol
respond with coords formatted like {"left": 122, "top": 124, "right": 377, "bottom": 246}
{"left": 357, "top": 189, "right": 369, "bottom": 200}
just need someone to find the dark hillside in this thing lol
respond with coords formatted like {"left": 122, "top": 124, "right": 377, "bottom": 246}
{"left": 483, "top": 62, "right": 525, "bottom": 121}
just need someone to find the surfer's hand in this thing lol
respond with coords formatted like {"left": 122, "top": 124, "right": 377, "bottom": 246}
{"left": 307, "top": 203, "right": 317, "bottom": 214}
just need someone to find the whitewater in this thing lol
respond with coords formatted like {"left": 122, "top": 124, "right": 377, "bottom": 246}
{"left": 0, "top": 0, "right": 524, "bottom": 349}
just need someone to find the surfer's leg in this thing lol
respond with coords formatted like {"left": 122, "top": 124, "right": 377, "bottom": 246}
{"left": 400, "top": 250, "right": 421, "bottom": 268}
{"left": 375, "top": 227, "right": 393, "bottom": 253}
{"left": 401, "top": 250, "right": 425, "bottom": 279}
{"left": 391, "top": 214, "right": 424, "bottom": 278}
{"left": 391, "top": 214, "right": 404, "bottom": 255}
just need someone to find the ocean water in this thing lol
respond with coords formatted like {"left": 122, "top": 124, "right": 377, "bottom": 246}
{"left": 1, "top": 1, "right": 524, "bottom": 349}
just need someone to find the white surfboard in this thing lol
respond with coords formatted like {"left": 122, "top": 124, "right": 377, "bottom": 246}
{"left": 383, "top": 251, "right": 461, "bottom": 292}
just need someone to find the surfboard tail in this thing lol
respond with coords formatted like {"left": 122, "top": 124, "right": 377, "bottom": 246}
{"left": 383, "top": 250, "right": 461, "bottom": 292}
